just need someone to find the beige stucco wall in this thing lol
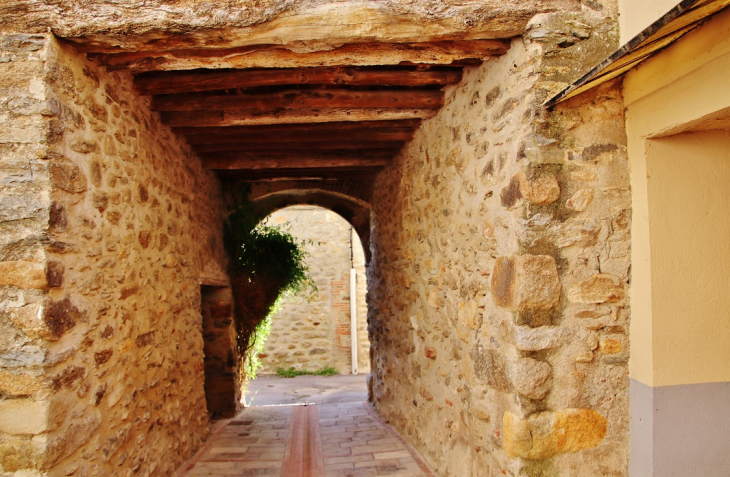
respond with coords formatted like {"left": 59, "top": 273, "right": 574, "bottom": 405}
{"left": 259, "top": 206, "right": 370, "bottom": 375}
{"left": 618, "top": 0, "right": 679, "bottom": 43}
{"left": 624, "top": 6, "right": 730, "bottom": 387}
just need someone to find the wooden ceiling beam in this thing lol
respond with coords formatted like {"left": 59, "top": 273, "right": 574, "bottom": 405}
{"left": 161, "top": 108, "right": 436, "bottom": 127}
{"left": 89, "top": 40, "right": 510, "bottom": 73}
{"left": 135, "top": 66, "right": 463, "bottom": 95}
{"left": 151, "top": 89, "right": 443, "bottom": 112}
{"left": 202, "top": 154, "right": 392, "bottom": 170}
{"left": 172, "top": 119, "right": 421, "bottom": 135}
{"left": 217, "top": 169, "right": 382, "bottom": 181}
{"left": 183, "top": 128, "right": 415, "bottom": 145}
{"left": 192, "top": 140, "right": 406, "bottom": 153}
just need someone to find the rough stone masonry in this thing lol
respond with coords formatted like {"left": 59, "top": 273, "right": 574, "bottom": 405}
{"left": 0, "top": 1, "right": 632, "bottom": 476}
{"left": 368, "top": 9, "right": 630, "bottom": 477}
{"left": 0, "top": 35, "right": 228, "bottom": 476}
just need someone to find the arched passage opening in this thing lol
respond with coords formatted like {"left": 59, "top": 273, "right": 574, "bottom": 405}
{"left": 263, "top": 206, "right": 369, "bottom": 373}
{"left": 250, "top": 188, "right": 372, "bottom": 264}
{"left": 245, "top": 204, "right": 371, "bottom": 405}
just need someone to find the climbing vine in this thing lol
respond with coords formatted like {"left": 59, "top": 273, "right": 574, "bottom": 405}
{"left": 223, "top": 190, "right": 316, "bottom": 382}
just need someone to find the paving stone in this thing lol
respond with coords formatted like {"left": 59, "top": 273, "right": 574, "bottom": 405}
{"left": 176, "top": 401, "right": 433, "bottom": 476}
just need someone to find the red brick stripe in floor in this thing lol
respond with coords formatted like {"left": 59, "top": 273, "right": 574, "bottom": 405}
{"left": 281, "top": 405, "right": 326, "bottom": 477}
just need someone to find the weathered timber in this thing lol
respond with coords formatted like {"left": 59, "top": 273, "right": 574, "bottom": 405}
{"left": 151, "top": 89, "right": 443, "bottom": 112}
{"left": 89, "top": 40, "right": 510, "bottom": 72}
{"left": 202, "top": 155, "right": 391, "bottom": 170}
{"left": 192, "top": 140, "right": 406, "bottom": 153}
{"left": 182, "top": 128, "right": 415, "bottom": 145}
{"left": 173, "top": 119, "right": 421, "bottom": 136}
{"left": 161, "top": 109, "right": 437, "bottom": 127}
{"left": 135, "top": 66, "right": 463, "bottom": 95}
{"left": 218, "top": 169, "right": 383, "bottom": 181}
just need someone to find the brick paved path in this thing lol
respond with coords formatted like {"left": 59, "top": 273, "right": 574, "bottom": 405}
{"left": 177, "top": 401, "right": 433, "bottom": 477}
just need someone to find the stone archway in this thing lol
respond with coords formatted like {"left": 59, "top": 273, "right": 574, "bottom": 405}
{"left": 255, "top": 205, "right": 371, "bottom": 377}
{"left": 250, "top": 188, "right": 372, "bottom": 263}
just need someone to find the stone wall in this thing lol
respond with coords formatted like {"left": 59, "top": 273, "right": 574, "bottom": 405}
{"left": 0, "top": 34, "right": 228, "bottom": 476}
{"left": 0, "top": 32, "right": 58, "bottom": 476}
{"left": 368, "top": 9, "right": 630, "bottom": 477}
{"left": 259, "top": 206, "right": 369, "bottom": 375}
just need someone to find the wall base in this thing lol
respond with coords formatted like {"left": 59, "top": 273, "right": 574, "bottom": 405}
{"left": 631, "top": 379, "right": 730, "bottom": 476}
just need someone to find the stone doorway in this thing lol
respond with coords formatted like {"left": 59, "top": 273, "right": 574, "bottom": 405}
{"left": 201, "top": 285, "right": 238, "bottom": 419}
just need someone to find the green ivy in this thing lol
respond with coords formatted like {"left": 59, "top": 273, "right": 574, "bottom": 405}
{"left": 223, "top": 189, "right": 317, "bottom": 383}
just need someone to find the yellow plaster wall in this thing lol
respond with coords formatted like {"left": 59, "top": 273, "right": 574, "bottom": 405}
{"left": 624, "top": 8, "right": 730, "bottom": 386}
{"left": 646, "top": 132, "right": 730, "bottom": 386}
{"left": 618, "top": 0, "right": 679, "bottom": 43}
{"left": 626, "top": 115, "right": 654, "bottom": 386}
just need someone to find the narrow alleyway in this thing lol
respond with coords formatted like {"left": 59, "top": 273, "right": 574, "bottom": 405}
{"left": 175, "top": 401, "right": 433, "bottom": 477}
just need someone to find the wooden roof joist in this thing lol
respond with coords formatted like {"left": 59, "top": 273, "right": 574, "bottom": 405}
{"left": 172, "top": 119, "right": 421, "bottom": 136}
{"left": 97, "top": 31, "right": 514, "bottom": 185}
{"left": 151, "top": 89, "right": 444, "bottom": 112}
{"left": 202, "top": 153, "right": 392, "bottom": 170}
{"left": 135, "top": 66, "right": 463, "bottom": 95}
{"left": 220, "top": 169, "right": 384, "bottom": 181}
{"left": 192, "top": 141, "right": 406, "bottom": 153}
{"left": 181, "top": 127, "right": 415, "bottom": 145}
{"left": 161, "top": 109, "right": 437, "bottom": 127}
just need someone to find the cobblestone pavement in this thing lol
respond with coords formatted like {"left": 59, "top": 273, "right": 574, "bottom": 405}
{"left": 177, "top": 401, "right": 434, "bottom": 477}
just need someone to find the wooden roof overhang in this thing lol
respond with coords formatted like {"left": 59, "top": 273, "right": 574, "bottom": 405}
{"left": 545, "top": 0, "right": 730, "bottom": 108}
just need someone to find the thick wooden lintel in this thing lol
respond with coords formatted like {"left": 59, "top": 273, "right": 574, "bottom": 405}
{"left": 135, "top": 66, "right": 463, "bottom": 95}
{"left": 90, "top": 40, "right": 510, "bottom": 73}
{"left": 151, "top": 89, "right": 443, "bottom": 112}
{"left": 162, "top": 108, "right": 436, "bottom": 127}
{"left": 56, "top": 0, "right": 539, "bottom": 53}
